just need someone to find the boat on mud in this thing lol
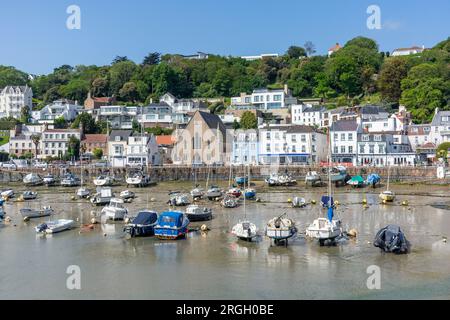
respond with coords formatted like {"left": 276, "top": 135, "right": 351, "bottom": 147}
{"left": 20, "top": 206, "right": 54, "bottom": 221}
{"left": 221, "top": 195, "right": 238, "bottom": 208}
{"left": 123, "top": 210, "right": 158, "bottom": 238}
{"left": 93, "top": 175, "right": 114, "bottom": 187}
{"left": 305, "top": 171, "right": 321, "bottom": 186}
{"left": 265, "top": 173, "right": 297, "bottom": 187}
{"left": 292, "top": 197, "right": 307, "bottom": 208}
{"left": 265, "top": 213, "right": 297, "bottom": 246}
{"left": 90, "top": 187, "right": 113, "bottom": 206}
{"left": 154, "top": 211, "right": 190, "bottom": 240}
{"left": 101, "top": 198, "right": 128, "bottom": 221}
{"left": 60, "top": 173, "right": 80, "bottom": 187}
{"left": 120, "top": 190, "right": 136, "bottom": 200}
{"left": 168, "top": 193, "right": 191, "bottom": 206}
{"left": 347, "top": 175, "right": 365, "bottom": 188}
{"left": 373, "top": 225, "right": 410, "bottom": 254}
{"left": 21, "top": 191, "right": 37, "bottom": 200}
{"left": 23, "top": 173, "right": 43, "bottom": 186}
{"left": 43, "top": 174, "right": 57, "bottom": 186}
{"left": 126, "top": 172, "right": 153, "bottom": 187}
{"left": 35, "top": 219, "right": 74, "bottom": 234}
{"left": 185, "top": 205, "right": 212, "bottom": 222}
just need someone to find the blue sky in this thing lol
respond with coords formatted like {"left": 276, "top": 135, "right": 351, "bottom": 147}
{"left": 1, "top": 0, "right": 449, "bottom": 74}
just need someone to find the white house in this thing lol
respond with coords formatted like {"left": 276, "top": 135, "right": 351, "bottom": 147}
{"left": 391, "top": 46, "right": 425, "bottom": 56}
{"left": 330, "top": 120, "right": 361, "bottom": 166}
{"left": 231, "top": 129, "right": 259, "bottom": 165}
{"left": 39, "top": 128, "right": 81, "bottom": 159}
{"left": 98, "top": 105, "right": 139, "bottom": 129}
{"left": 291, "top": 104, "right": 330, "bottom": 127}
{"left": 0, "top": 86, "right": 33, "bottom": 119}
{"left": 108, "top": 130, "right": 133, "bottom": 167}
{"left": 430, "top": 108, "right": 450, "bottom": 146}
{"left": 407, "top": 124, "right": 432, "bottom": 151}
{"left": 31, "top": 99, "right": 82, "bottom": 123}
{"left": 240, "top": 53, "right": 279, "bottom": 61}
{"left": 231, "top": 85, "right": 297, "bottom": 111}
{"left": 125, "top": 133, "right": 160, "bottom": 167}
{"left": 258, "top": 125, "right": 327, "bottom": 165}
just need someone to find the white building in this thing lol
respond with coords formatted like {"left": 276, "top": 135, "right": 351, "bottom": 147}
{"left": 98, "top": 105, "right": 139, "bottom": 129}
{"left": 407, "top": 124, "right": 432, "bottom": 151}
{"left": 231, "top": 85, "right": 297, "bottom": 111}
{"left": 31, "top": 99, "right": 82, "bottom": 123}
{"left": 430, "top": 108, "right": 450, "bottom": 146}
{"left": 330, "top": 120, "right": 361, "bottom": 166}
{"left": 240, "top": 53, "right": 279, "bottom": 61}
{"left": 159, "top": 92, "right": 206, "bottom": 114}
{"left": 258, "top": 125, "right": 327, "bottom": 165}
{"left": 0, "top": 86, "right": 33, "bottom": 119}
{"left": 39, "top": 128, "right": 81, "bottom": 159}
{"left": 231, "top": 129, "right": 259, "bottom": 165}
{"left": 125, "top": 133, "right": 160, "bottom": 167}
{"left": 291, "top": 104, "right": 330, "bottom": 127}
{"left": 391, "top": 46, "right": 425, "bottom": 56}
{"left": 108, "top": 130, "right": 133, "bottom": 167}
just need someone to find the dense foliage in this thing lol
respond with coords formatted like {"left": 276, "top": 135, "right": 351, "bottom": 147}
{"left": 1, "top": 36, "right": 449, "bottom": 124}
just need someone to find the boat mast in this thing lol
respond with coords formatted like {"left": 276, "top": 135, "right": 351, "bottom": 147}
{"left": 243, "top": 165, "right": 247, "bottom": 219}
{"left": 387, "top": 165, "right": 390, "bottom": 191}
{"left": 328, "top": 128, "right": 332, "bottom": 208}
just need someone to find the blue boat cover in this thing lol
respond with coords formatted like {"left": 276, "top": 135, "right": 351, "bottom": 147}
{"left": 367, "top": 173, "right": 381, "bottom": 184}
{"left": 327, "top": 207, "right": 334, "bottom": 222}
{"left": 157, "top": 211, "right": 184, "bottom": 228}
{"left": 0, "top": 199, "right": 4, "bottom": 206}
{"left": 132, "top": 211, "right": 157, "bottom": 225}
{"left": 321, "top": 195, "right": 334, "bottom": 208}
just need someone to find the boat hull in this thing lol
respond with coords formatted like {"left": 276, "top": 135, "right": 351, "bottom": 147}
{"left": 154, "top": 227, "right": 188, "bottom": 240}
{"left": 186, "top": 212, "right": 212, "bottom": 222}
{"left": 265, "top": 227, "right": 297, "bottom": 240}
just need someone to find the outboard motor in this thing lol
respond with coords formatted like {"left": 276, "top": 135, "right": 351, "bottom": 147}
{"left": 36, "top": 223, "right": 48, "bottom": 233}
{"left": 374, "top": 225, "right": 410, "bottom": 254}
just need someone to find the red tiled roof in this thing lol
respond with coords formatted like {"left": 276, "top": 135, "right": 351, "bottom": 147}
{"left": 83, "top": 134, "right": 108, "bottom": 143}
{"left": 93, "top": 97, "right": 114, "bottom": 103}
{"left": 329, "top": 43, "right": 341, "bottom": 52}
{"left": 156, "top": 135, "right": 175, "bottom": 145}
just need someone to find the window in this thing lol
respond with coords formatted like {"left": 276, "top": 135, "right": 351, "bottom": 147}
{"left": 301, "top": 135, "right": 306, "bottom": 142}
{"left": 348, "top": 146, "right": 353, "bottom": 154}
{"left": 266, "top": 132, "right": 270, "bottom": 139}
{"left": 273, "top": 95, "right": 282, "bottom": 101}
{"left": 360, "top": 145, "right": 365, "bottom": 153}
{"left": 334, "top": 133, "right": 338, "bottom": 141}
{"left": 115, "top": 136, "right": 121, "bottom": 142}
{"left": 291, "top": 135, "right": 297, "bottom": 143}
{"left": 341, "top": 133, "right": 345, "bottom": 141}
{"left": 378, "top": 145, "right": 384, "bottom": 153}
{"left": 266, "top": 144, "right": 270, "bottom": 152}
{"left": 341, "top": 146, "right": 345, "bottom": 153}
{"left": 301, "top": 145, "right": 306, "bottom": 153}
{"left": 334, "top": 146, "right": 338, "bottom": 154}
{"left": 362, "top": 135, "right": 369, "bottom": 142}
{"left": 369, "top": 145, "right": 375, "bottom": 153}
{"left": 348, "top": 133, "right": 353, "bottom": 141}
{"left": 312, "top": 145, "right": 316, "bottom": 152}
{"left": 374, "top": 135, "right": 382, "bottom": 141}
{"left": 292, "top": 145, "right": 296, "bottom": 153}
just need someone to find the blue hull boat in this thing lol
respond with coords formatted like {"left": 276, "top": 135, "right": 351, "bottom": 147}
{"left": 154, "top": 211, "right": 190, "bottom": 240}
{"left": 235, "top": 176, "right": 248, "bottom": 185}
{"left": 244, "top": 189, "right": 256, "bottom": 199}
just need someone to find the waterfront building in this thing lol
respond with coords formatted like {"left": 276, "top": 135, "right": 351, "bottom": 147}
{"left": 430, "top": 108, "right": 450, "bottom": 146}
{"left": 0, "top": 86, "right": 33, "bottom": 119}
{"left": 231, "top": 129, "right": 259, "bottom": 165}
{"left": 125, "top": 133, "right": 160, "bottom": 167}
{"left": 81, "top": 134, "right": 108, "bottom": 158}
{"left": 8, "top": 124, "right": 46, "bottom": 158}
{"left": 258, "top": 124, "right": 327, "bottom": 165}
{"left": 39, "top": 128, "right": 81, "bottom": 159}
{"left": 240, "top": 53, "right": 279, "bottom": 61}
{"left": 31, "top": 99, "right": 82, "bottom": 123}
{"left": 291, "top": 104, "right": 329, "bottom": 127}
{"left": 172, "top": 111, "right": 227, "bottom": 165}
{"left": 407, "top": 124, "right": 432, "bottom": 151}
{"left": 108, "top": 130, "right": 133, "bottom": 167}
{"left": 155, "top": 135, "right": 176, "bottom": 165}
{"left": 330, "top": 120, "right": 361, "bottom": 166}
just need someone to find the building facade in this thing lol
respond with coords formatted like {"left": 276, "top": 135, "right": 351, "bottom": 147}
{"left": 0, "top": 86, "right": 33, "bottom": 119}
{"left": 330, "top": 120, "right": 361, "bottom": 165}
{"left": 231, "top": 129, "right": 259, "bottom": 165}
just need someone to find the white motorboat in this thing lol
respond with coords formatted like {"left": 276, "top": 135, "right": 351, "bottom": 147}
{"left": 35, "top": 219, "right": 74, "bottom": 234}
{"left": 305, "top": 171, "right": 321, "bottom": 185}
{"left": 292, "top": 197, "right": 307, "bottom": 208}
{"left": 21, "top": 206, "right": 54, "bottom": 220}
{"left": 23, "top": 173, "right": 43, "bottom": 186}
{"left": 43, "top": 174, "right": 57, "bottom": 186}
{"left": 61, "top": 174, "right": 80, "bottom": 187}
{"left": 76, "top": 187, "right": 90, "bottom": 198}
{"left": 126, "top": 172, "right": 153, "bottom": 187}
{"left": 330, "top": 166, "right": 349, "bottom": 184}
{"left": 265, "top": 213, "right": 297, "bottom": 246}
{"left": 22, "top": 191, "right": 38, "bottom": 200}
{"left": 90, "top": 187, "right": 113, "bottom": 206}
{"left": 206, "top": 186, "right": 223, "bottom": 200}
{"left": 185, "top": 204, "right": 212, "bottom": 221}
{"left": 93, "top": 175, "right": 114, "bottom": 186}
{"left": 227, "top": 187, "right": 242, "bottom": 198}
{"left": 190, "top": 186, "right": 204, "bottom": 200}
{"left": 120, "top": 190, "right": 135, "bottom": 200}
{"left": 168, "top": 193, "right": 191, "bottom": 206}
{"left": 232, "top": 221, "right": 258, "bottom": 241}
{"left": 101, "top": 198, "right": 128, "bottom": 221}
{"left": 265, "top": 173, "right": 297, "bottom": 186}
{"left": 1, "top": 189, "right": 14, "bottom": 199}
{"left": 221, "top": 195, "right": 238, "bottom": 208}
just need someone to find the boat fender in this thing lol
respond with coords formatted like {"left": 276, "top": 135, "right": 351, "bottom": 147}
{"left": 5, "top": 216, "right": 12, "bottom": 222}
{"left": 347, "top": 229, "right": 358, "bottom": 237}
{"left": 91, "top": 218, "right": 97, "bottom": 224}
{"left": 402, "top": 200, "right": 409, "bottom": 206}
{"left": 23, "top": 216, "right": 30, "bottom": 222}
{"left": 335, "top": 200, "right": 340, "bottom": 206}
{"left": 150, "top": 198, "right": 156, "bottom": 202}
{"left": 311, "top": 199, "right": 316, "bottom": 205}
{"left": 287, "top": 198, "right": 292, "bottom": 203}
{"left": 103, "top": 233, "right": 107, "bottom": 237}
{"left": 200, "top": 224, "right": 209, "bottom": 232}
{"left": 362, "top": 198, "right": 367, "bottom": 204}
{"left": 256, "top": 198, "right": 261, "bottom": 202}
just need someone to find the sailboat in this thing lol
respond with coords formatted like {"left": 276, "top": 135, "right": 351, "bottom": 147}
{"left": 232, "top": 165, "right": 258, "bottom": 241}
{"left": 77, "top": 158, "right": 90, "bottom": 198}
{"left": 190, "top": 168, "right": 204, "bottom": 200}
{"left": 305, "top": 130, "right": 342, "bottom": 246}
{"left": 226, "top": 163, "right": 242, "bottom": 198}
{"left": 244, "top": 167, "right": 256, "bottom": 200}
{"left": 205, "top": 165, "right": 223, "bottom": 200}
{"left": 379, "top": 166, "right": 395, "bottom": 202}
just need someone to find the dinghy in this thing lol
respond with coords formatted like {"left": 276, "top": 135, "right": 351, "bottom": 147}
{"left": 23, "top": 173, "right": 43, "bottom": 186}
{"left": 120, "top": 190, "right": 135, "bottom": 200}
{"left": 126, "top": 172, "right": 153, "bottom": 187}
{"left": 93, "top": 175, "right": 114, "bottom": 187}
{"left": 168, "top": 193, "right": 190, "bottom": 206}
{"left": 35, "top": 219, "right": 74, "bottom": 234}
{"left": 373, "top": 225, "right": 410, "bottom": 254}
{"left": 265, "top": 213, "right": 297, "bottom": 246}
{"left": 154, "top": 211, "right": 190, "bottom": 240}
{"left": 1, "top": 189, "right": 14, "bottom": 199}
{"left": 90, "top": 187, "right": 113, "bottom": 206}
{"left": 305, "top": 171, "right": 321, "bottom": 186}
{"left": 123, "top": 210, "right": 158, "bottom": 238}
{"left": 101, "top": 198, "right": 128, "bottom": 221}
{"left": 190, "top": 186, "right": 204, "bottom": 200}
{"left": 185, "top": 205, "right": 212, "bottom": 222}
{"left": 43, "top": 174, "right": 56, "bottom": 186}
{"left": 292, "top": 197, "right": 307, "bottom": 208}
{"left": 206, "top": 186, "right": 223, "bottom": 200}
{"left": 60, "top": 173, "right": 80, "bottom": 187}
{"left": 221, "top": 195, "right": 238, "bottom": 208}
{"left": 235, "top": 176, "right": 248, "bottom": 186}
{"left": 244, "top": 188, "right": 256, "bottom": 200}
{"left": 347, "top": 175, "right": 365, "bottom": 188}
{"left": 366, "top": 173, "right": 381, "bottom": 188}
{"left": 265, "top": 173, "right": 297, "bottom": 186}
{"left": 22, "top": 191, "right": 37, "bottom": 200}
{"left": 21, "top": 206, "right": 54, "bottom": 220}
{"left": 76, "top": 187, "right": 90, "bottom": 198}
{"left": 227, "top": 187, "right": 242, "bottom": 198}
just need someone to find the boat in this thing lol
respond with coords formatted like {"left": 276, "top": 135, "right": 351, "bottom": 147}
{"left": 168, "top": 193, "right": 190, "bottom": 206}
{"left": 306, "top": 132, "right": 343, "bottom": 246}
{"left": 379, "top": 166, "right": 395, "bottom": 202}
{"left": 0, "top": 199, "right": 5, "bottom": 220}
{"left": 347, "top": 175, "right": 365, "bottom": 188}
{"left": 60, "top": 173, "right": 80, "bottom": 187}
{"left": 373, "top": 225, "right": 410, "bottom": 254}
{"left": 90, "top": 187, "right": 113, "bottom": 206}
{"left": 227, "top": 187, "right": 242, "bottom": 198}
{"left": 101, "top": 198, "right": 128, "bottom": 220}
{"left": 76, "top": 187, "right": 90, "bottom": 198}
{"left": 120, "top": 190, "right": 135, "bottom": 200}
{"left": 93, "top": 175, "right": 114, "bottom": 187}
{"left": 305, "top": 171, "right": 321, "bottom": 186}
{"left": 43, "top": 174, "right": 57, "bottom": 186}
{"left": 330, "top": 166, "right": 350, "bottom": 185}
{"left": 185, "top": 205, "right": 212, "bottom": 222}
{"left": 154, "top": 211, "right": 190, "bottom": 240}
{"left": 190, "top": 186, "right": 204, "bottom": 200}
{"left": 367, "top": 173, "right": 381, "bottom": 188}
{"left": 22, "top": 191, "right": 38, "bottom": 200}
{"left": 35, "top": 219, "right": 74, "bottom": 234}
{"left": 206, "top": 186, "right": 223, "bottom": 200}
{"left": 221, "top": 195, "right": 238, "bottom": 208}
{"left": 23, "top": 173, "right": 43, "bottom": 186}
{"left": 126, "top": 172, "right": 153, "bottom": 187}
{"left": 292, "top": 196, "right": 307, "bottom": 208}
{"left": 235, "top": 176, "right": 248, "bottom": 186}
{"left": 265, "top": 213, "right": 297, "bottom": 246}
{"left": 123, "top": 210, "right": 158, "bottom": 238}
{"left": 265, "top": 173, "right": 297, "bottom": 186}
{"left": 1, "top": 189, "right": 14, "bottom": 199}
{"left": 244, "top": 188, "right": 256, "bottom": 200}
{"left": 20, "top": 206, "right": 54, "bottom": 220}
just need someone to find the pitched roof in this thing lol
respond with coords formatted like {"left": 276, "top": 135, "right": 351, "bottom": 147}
{"left": 330, "top": 120, "right": 359, "bottom": 132}
{"left": 261, "top": 125, "right": 321, "bottom": 134}
{"left": 197, "top": 111, "right": 226, "bottom": 132}
{"left": 303, "top": 105, "right": 327, "bottom": 113}
{"left": 329, "top": 43, "right": 341, "bottom": 52}
{"left": 83, "top": 134, "right": 108, "bottom": 143}
{"left": 109, "top": 130, "right": 133, "bottom": 141}
{"left": 93, "top": 97, "right": 114, "bottom": 103}
{"left": 156, "top": 135, "right": 175, "bottom": 145}
{"left": 431, "top": 110, "right": 450, "bottom": 126}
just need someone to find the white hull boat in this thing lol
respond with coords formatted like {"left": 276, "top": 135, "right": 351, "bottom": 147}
{"left": 93, "top": 175, "right": 114, "bottom": 186}
{"left": 206, "top": 187, "right": 223, "bottom": 200}
{"left": 221, "top": 195, "right": 238, "bottom": 208}
{"left": 190, "top": 187, "right": 204, "bottom": 199}
{"left": 90, "top": 187, "right": 113, "bottom": 206}
{"left": 265, "top": 214, "right": 297, "bottom": 245}
{"left": 101, "top": 198, "right": 128, "bottom": 220}
{"left": 185, "top": 204, "right": 212, "bottom": 221}
{"left": 168, "top": 193, "right": 191, "bottom": 206}
{"left": 43, "top": 174, "right": 56, "bottom": 186}
{"left": 22, "top": 191, "right": 38, "bottom": 200}
{"left": 23, "top": 173, "right": 43, "bottom": 186}
{"left": 76, "top": 187, "right": 90, "bottom": 198}
{"left": 292, "top": 197, "right": 307, "bottom": 208}
{"left": 126, "top": 173, "right": 153, "bottom": 187}
{"left": 61, "top": 174, "right": 80, "bottom": 187}
{"left": 120, "top": 190, "right": 135, "bottom": 200}
{"left": 35, "top": 219, "right": 74, "bottom": 234}
{"left": 306, "top": 217, "right": 342, "bottom": 245}
{"left": 232, "top": 221, "right": 258, "bottom": 241}
{"left": 1, "top": 189, "right": 14, "bottom": 199}
{"left": 21, "top": 206, "right": 54, "bottom": 220}
{"left": 305, "top": 171, "right": 321, "bottom": 185}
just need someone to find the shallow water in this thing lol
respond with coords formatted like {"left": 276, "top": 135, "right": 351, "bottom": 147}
{"left": 1, "top": 182, "right": 450, "bottom": 299}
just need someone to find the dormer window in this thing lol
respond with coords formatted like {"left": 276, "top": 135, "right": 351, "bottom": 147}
{"left": 115, "top": 136, "right": 121, "bottom": 142}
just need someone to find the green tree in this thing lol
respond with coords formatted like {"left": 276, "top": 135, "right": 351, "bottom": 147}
{"left": 109, "top": 61, "right": 138, "bottom": 95}
{"left": 142, "top": 52, "right": 161, "bottom": 66}
{"left": 378, "top": 57, "right": 409, "bottom": 103}
{"left": 232, "top": 119, "right": 241, "bottom": 130}
{"left": 20, "top": 106, "right": 30, "bottom": 124}
{"left": 71, "top": 113, "right": 99, "bottom": 133}
{"left": 93, "top": 148, "right": 104, "bottom": 159}
{"left": 0, "top": 66, "right": 29, "bottom": 88}
{"left": 119, "top": 81, "right": 139, "bottom": 102}
{"left": 58, "top": 79, "right": 89, "bottom": 103}
{"left": 67, "top": 136, "right": 80, "bottom": 159}
{"left": 240, "top": 111, "right": 258, "bottom": 129}
{"left": 286, "top": 46, "right": 307, "bottom": 59}
{"left": 54, "top": 116, "right": 68, "bottom": 129}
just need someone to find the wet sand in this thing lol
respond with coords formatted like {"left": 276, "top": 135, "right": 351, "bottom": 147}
{"left": 1, "top": 181, "right": 450, "bottom": 299}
